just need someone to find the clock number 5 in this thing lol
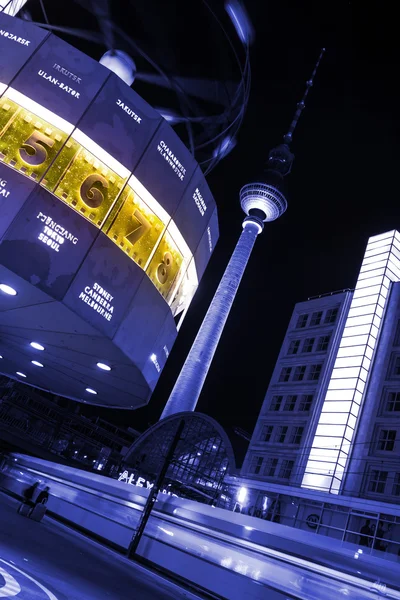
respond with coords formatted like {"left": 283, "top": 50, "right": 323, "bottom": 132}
{"left": 19, "top": 130, "right": 55, "bottom": 166}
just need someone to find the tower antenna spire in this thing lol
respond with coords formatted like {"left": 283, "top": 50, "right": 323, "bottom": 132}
{"left": 283, "top": 48, "right": 325, "bottom": 146}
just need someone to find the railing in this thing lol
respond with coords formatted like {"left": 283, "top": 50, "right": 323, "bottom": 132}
{"left": 1, "top": 453, "right": 400, "bottom": 600}
{"left": 307, "top": 288, "right": 354, "bottom": 301}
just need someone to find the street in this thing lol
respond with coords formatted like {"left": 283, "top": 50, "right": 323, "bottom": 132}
{"left": 0, "top": 492, "right": 201, "bottom": 600}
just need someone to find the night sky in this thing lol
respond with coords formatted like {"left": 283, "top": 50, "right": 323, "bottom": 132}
{"left": 24, "top": 1, "right": 397, "bottom": 456}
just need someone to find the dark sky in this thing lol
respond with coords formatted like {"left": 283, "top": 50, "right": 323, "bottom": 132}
{"left": 28, "top": 1, "right": 398, "bottom": 453}
{"left": 128, "top": 0, "right": 358, "bottom": 437}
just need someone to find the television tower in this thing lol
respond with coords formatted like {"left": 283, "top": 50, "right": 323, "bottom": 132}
{"left": 160, "top": 49, "right": 325, "bottom": 420}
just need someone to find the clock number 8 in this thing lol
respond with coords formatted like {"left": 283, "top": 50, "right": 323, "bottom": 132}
{"left": 156, "top": 252, "right": 173, "bottom": 285}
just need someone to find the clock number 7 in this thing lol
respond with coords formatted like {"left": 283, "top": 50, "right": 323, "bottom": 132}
{"left": 125, "top": 209, "right": 151, "bottom": 246}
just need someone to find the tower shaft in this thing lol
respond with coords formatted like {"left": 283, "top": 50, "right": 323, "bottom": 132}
{"left": 160, "top": 219, "right": 261, "bottom": 419}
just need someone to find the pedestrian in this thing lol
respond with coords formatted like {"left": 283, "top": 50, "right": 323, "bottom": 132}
{"left": 23, "top": 481, "right": 40, "bottom": 507}
{"left": 382, "top": 523, "right": 393, "bottom": 552}
{"left": 35, "top": 486, "right": 50, "bottom": 506}
{"left": 374, "top": 521, "right": 385, "bottom": 551}
{"left": 359, "top": 519, "right": 372, "bottom": 547}
{"left": 29, "top": 486, "right": 50, "bottom": 522}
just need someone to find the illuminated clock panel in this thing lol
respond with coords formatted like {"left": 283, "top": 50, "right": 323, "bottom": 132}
{"left": 42, "top": 129, "right": 130, "bottom": 229}
{"left": 0, "top": 91, "right": 70, "bottom": 181}
{"left": 0, "top": 87, "right": 201, "bottom": 314}
{"left": 105, "top": 184, "right": 166, "bottom": 270}
{"left": 0, "top": 12, "right": 219, "bottom": 407}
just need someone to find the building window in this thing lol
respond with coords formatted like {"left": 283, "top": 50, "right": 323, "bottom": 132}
{"left": 386, "top": 392, "right": 400, "bottom": 412}
{"left": 275, "top": 426, "right": 288, "bottom": 443}
{"left": 249, "top": 456, "right": 263, "bottom": 475}
{"left": 394, "top": 357, "right": 400, "bottom": 376}
{"left": 302, "top": 338, "right": 315, "bottom": 353}
{"left": 308, "top": 364, "right": 322, "bottom": 381}
{"left": 269, "top": 395, "right": 283, "bottom": 411}
{"left": 324, "top": 307, "right": 338, "bottom": 324}
{"left": 296, "top": 314, "right": 308, "bottom": 329}
{"left": 283, "top": 395, "right": 297, "bottom": 411}
{"left": 368, "top": 470, "right": 388, "bottom": 494}
{"left": 264, "top": 457, "right": 278, "bottom": 477}
{"left": 279, "top": 460, "right": 294, "bottom": 479}
{"left": 290, "top": 426, "right": 304, "bottom": 444}
{"left": 377, "top": 429, "right": 396, "bottom": 451}
{"left": 316, "top": 335, "right": 331, "bottom": 352}
{"left": 260, "top": 425, "right": 273, "bottom": 442}
{"left": 310, "top": 311, "right": 323, "bottom": 326}
{"left": 392, "top": 473, "right": 400, "bottom": 496}
{"left": 279, "top": 367, "right": 292, "bottom": 382}
{"left": 287, "top": 340, "right": 300, "bottom": 355}
{"left": 293, "top": 366, "right": 306, "bottom": 382}
{"left": 298, "top": 394, "right": 313, "bottom": 411}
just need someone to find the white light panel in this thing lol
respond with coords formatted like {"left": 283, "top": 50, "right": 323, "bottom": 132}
{"left": 6, "top": 88, "right": 74, "bottom": 134}
{"left": 302, "top": 230, "right": 400, "bottom": 493}
{"left": 0, "top": 0, "right": 28, "bottom": 15}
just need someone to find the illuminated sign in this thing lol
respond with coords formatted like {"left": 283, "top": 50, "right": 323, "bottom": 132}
{"left": 37, "top": 69, "right": 81, "bottom": 98}
{"left": 79, "top": 282, "right": 114, "bottom": 322}
{"left": 118, "top": 470, "right": 178, "bottom": 497}
{"left": 157, "top": 140, "right": 186, "bottom": 181}
{"left": 36, "top": 211, "right": 78, "bottom": 253}
{"left": 193, "top": 187, "right": 207, "bottom": 216}
{"left": 116, "top": 98, "right": 141, "bottom": 123}
{"left": 0, "top": 30, "right": 30, "bottom": 46}
{"left": 0, "top": 177, "right": 9, "bottom": 198}
{"left": 207, "top": 226, "right": 213, "bottom": 252}
{"left": 53, "top": 63, "right": 82, "bottom": 84}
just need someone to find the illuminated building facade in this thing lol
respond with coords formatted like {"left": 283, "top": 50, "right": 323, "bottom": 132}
{"left": 237, "top": 231, "right": 400, "bottom": 554}
{"left": 0, "top": 13, "right": 218, "bottom": 407}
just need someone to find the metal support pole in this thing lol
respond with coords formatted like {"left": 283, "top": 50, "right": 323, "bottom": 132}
{"left": 127, "top": 418, "right": 185, "bottom": 558}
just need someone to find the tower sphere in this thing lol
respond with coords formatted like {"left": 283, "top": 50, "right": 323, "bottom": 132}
{"left": 239, "top": 182, "right": 288, "bottom": 222}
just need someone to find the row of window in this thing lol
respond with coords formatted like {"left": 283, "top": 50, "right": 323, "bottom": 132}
{"left": 249, "top": 455, "right": 295, "bottom": 479}
{"left": 296, "top": 308, "right": 338, "bottom": 329}
{"left": 279, "top": 364, "right": 322, "bottom": 383}
{"left": 376, "top": 429, "right": 397, "bottom": 452}
{"left": 288, "top": 335, "right": 331, "bottom": 356}
{"left": 259, "top": 424, "right": 305, "bottom": 445}
{"left": 392, "top": 357, "right": 400, "bottom": 377}
{"left": 269, "top": 394, "right": 313, "bottom": 412}
{"left": 367, "top": 470, "right": 400, "bottom": 497}
{"left": 386, "top": 391, "right": 400, "bottom": 412}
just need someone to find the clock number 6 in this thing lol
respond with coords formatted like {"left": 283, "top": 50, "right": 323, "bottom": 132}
{"left": 19, "top": 130, "right": 55, "bottom": 166}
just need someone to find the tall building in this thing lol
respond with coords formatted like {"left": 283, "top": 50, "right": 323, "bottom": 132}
{"left": 241, "top": 289, "right": 352, "bottom": 488}
{"left": 160, "top": 49, "right": 325, "bottom": 419}
{"left": 231, "top": 230, "right": 400, "bottom": 555}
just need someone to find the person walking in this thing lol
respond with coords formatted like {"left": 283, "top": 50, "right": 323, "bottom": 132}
{"left": 29, "top": 486, "right": 50, "bottom": 522}
{"left": 359, "top": 519, "right": 372, "bottom": 547}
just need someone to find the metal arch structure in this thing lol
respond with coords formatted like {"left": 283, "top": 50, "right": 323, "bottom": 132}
{"left": 121, "top": 412, "right": 238, "bottom": 502}
{"left": 6, "top": 0, "right": 253, "bottom": 175}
